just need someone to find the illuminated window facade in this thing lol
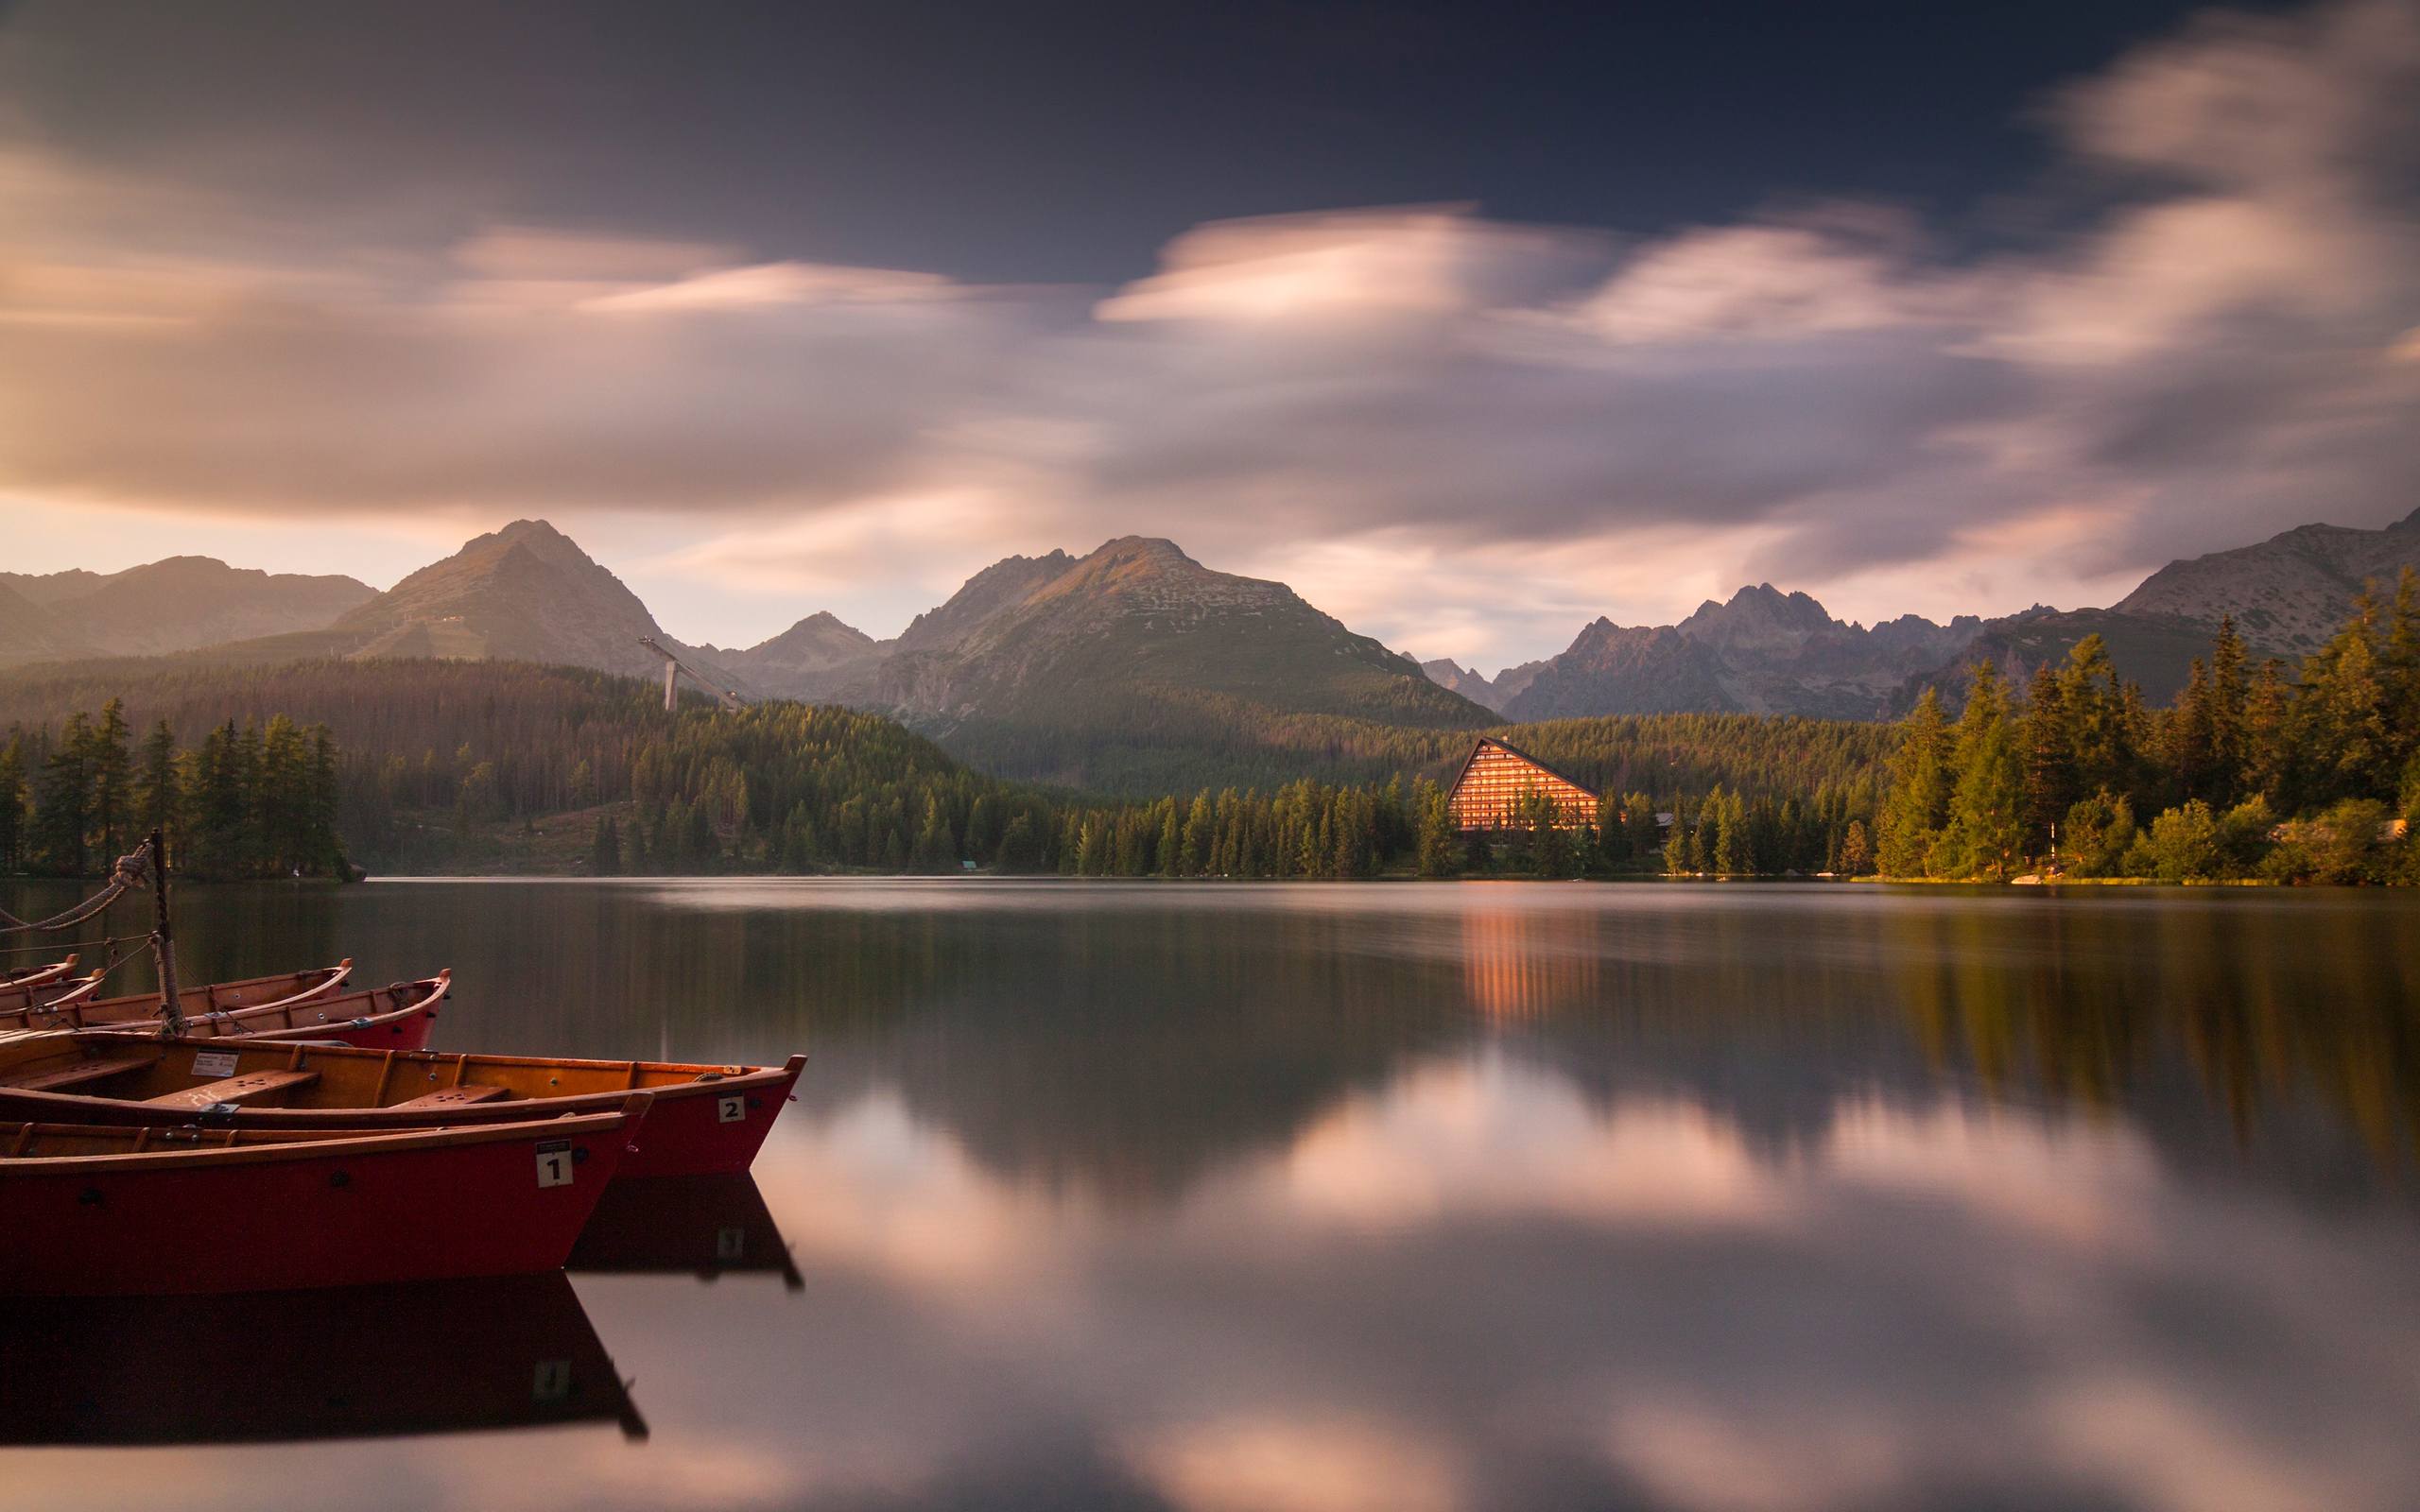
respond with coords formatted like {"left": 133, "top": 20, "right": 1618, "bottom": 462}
{"left": 1445, "top": 738, "right": 1600, "bottom": 832}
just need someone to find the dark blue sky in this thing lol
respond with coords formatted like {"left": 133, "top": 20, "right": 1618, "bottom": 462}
{"left": 4, "top": 0, "right": 2286, "bottom": 280}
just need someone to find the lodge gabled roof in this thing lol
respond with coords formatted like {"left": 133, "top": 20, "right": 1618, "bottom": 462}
{"left": 1446, "top": 735, "right": 1601, "bottom": 803}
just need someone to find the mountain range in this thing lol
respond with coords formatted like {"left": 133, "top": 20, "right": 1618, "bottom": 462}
{"left": 1427, "top": 587, "right": 1984, "bottom": 720}
{"left": 706, "top": 536, "right": 1490, "bottom": 785}
{"left": 0, "top": 558, "right": 372, "bottom": 666}
{"left": 1424, "top": 507, "right": 2419, "bottom": 716}
{"left": 1, "top": 506, "right": 2411, "bottom": 782}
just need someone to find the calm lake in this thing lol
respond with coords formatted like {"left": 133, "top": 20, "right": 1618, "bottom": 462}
{"left": 5, "top": 878, "right": 2420, "bottom": 1512}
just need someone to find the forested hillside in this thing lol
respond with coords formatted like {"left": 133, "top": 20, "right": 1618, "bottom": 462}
{"left": 5, "top": 570, "right": 2408, "bottom": 884}
{"left": 1791, "top": 573, "right": 2420, "bottom": 885}
{"left": 0, "top": 661, "right": 1044, "bottom": 875}
{"left": 0, "top": 654, "right": 1901, "bottom": 877}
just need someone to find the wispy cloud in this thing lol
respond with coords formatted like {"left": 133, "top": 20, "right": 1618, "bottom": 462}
{"left": 2, "top": 0, "right": 2414, "bottom": 662}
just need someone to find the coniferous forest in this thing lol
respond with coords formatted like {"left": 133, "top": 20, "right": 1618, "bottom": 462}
{"left": 0, "top": 570, "right": 2411, "bottom": 884}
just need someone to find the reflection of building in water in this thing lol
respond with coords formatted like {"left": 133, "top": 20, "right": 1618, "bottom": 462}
{"left": 1445, "top": 738, "right": 1599, "bottom": 832}
{"left": 1461, "top": 904, "right": 1600, "bottom": 1022}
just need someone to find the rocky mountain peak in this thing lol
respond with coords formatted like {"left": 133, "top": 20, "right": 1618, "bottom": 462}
{"left": 2113, "top": 509, "right": 2420, "bottom": 657}
{"left": 1680, "top": 583, "right": 1840, "bottom": 648}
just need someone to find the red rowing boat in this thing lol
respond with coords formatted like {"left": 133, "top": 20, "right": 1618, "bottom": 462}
{"left": 0, "top": 1095, "right": 651, "bottom": 1296}
{"left": 0, "top": 1035, "right": 799, "bottom": 1177}
{"left": 0, "top": 961, "right": 353, "bottom": 1032}
{"left": 4, "top": 971, "right": 443, "bottom": 1049}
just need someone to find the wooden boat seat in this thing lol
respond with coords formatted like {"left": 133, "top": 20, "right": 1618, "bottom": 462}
{"left": 143, "top": 1069, "right": 321, "bottom": 1111}
{"left": 389, "top": 1084, "right": 514, "bottom": 1109}
{"left": 0, "top": 1053, "right": 158, "bottom": 1092}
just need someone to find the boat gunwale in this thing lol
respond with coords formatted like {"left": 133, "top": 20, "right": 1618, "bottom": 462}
{"left": 0, "top": 1096, "right": 646, "bottom": 1174}
{"left": 0, "top": 961, "right": 356, "bottom": 1028}
{"left": 9, "top": 1044, "right": 804, "bottom": 1127}
{"left": 60, "top": 970, "right": 444, "bottom": 1042}
{"left": 0, "top": 957, "right": 78, "bottom": 991}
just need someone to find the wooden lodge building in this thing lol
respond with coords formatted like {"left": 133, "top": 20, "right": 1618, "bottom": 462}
{"left": 1445, "top": 737, "right": 1601, "bottom": 832}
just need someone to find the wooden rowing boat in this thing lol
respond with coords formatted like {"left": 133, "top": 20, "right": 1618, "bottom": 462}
{"left": 0, "top": 1094, "right": 650, "bottom": 1296}
{"left": 0, "top": 955, "right": 78, "bottom": 991}
{"left": 0, "top": 959, "right": 97, "bottom": 1014}
{"left": 0, "top": 970, "right": 441, "bottom": 1048}
{"left": 0, "top": 1271, "right": 646, "bottom": 1443}
{"left": 0, "top": 1031, "right": 798, "bottom": 1177}
{"left": 0, "top": 960, "right": 354, "bottom": 1032}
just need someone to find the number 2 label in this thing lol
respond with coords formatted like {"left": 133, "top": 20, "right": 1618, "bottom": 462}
{"left": 717, "top": 1095, "right": 745, "bottom": 1124}
{"left": 535, "top": 1141, "right": 574, "bottom": 1188}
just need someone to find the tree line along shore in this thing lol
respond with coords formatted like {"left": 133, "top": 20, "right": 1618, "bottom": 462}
{"left": 0, "top": 571, "right": 2412, "bottom": 885}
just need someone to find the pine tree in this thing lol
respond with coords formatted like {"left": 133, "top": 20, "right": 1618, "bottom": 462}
{"left": 1876, "top": 688, "right": 1952, "bottom": 876}
{"left": 2239, "top": 658, "right": 2292, "bottom": 805}
{"left": 1663, "top": 798, "right": 1693, "bottom": 876}
{"left": 1624, "top": 792, "right": 1662, "bottom": 860}
{"left": 2018, "top": 662, "right": 2077, "bottom": 865}
{"left": 0, "top": 739, "right": 24, "bottom": 874}
{"left": 2207, "top": 614, "right": 2249, "bottom": 803}
{"left": 963, "top": 794, "right": 1001, "bottom": 864}
{"left": 2060, "top": 635, "right": 2131, "bottom": 798}
{"left": 88, "top": 698, "right": 133, "bottom": 863}
{"left": 2298, "top": 586, "right": 2392, "bottom": 804}
{"left": 912, "top": 797, "right": 956, "bottom": 872}
{"left": 1413, "top": 781, "right": 1458, "bottom": 878}
{"left": 996, "top": 813, "right": 1040, "bottom": 871}
{"left": 31, "top": 712, "right": 94, "bottom": 875}
{"left": 1837, "top": 818, "right": 1873, "bottom": 877}
{"left": 135, "top": 719, "right": 179, "bottom": 837}
{"left": 590, "top": 815, "right": 622, "bottom": 875}
{"left": 1937, "top": 662, "right": 2026, "bottom": 880}
{"left": 1156, "top": 799, "right": 1182, "bottom": 877}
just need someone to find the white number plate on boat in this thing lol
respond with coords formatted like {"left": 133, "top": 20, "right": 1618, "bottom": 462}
{"left": 535, "top": 1140, "right": 574, "bottom": 1188}
{"left": 190, "top": 1051, "right": 239, "bottom": 1078}
{"left": 717, "top": 1095, "right": 745, "bottom": 1124}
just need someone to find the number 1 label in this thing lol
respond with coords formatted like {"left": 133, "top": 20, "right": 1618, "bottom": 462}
{"left": 535, "top": 1141, "right": 574, "bottom": 1188}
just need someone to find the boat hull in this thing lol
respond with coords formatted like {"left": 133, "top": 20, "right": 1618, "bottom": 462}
{"left": 0, "top": 1108, "right": 641, "bottom": 1297}
{"left": 238, "top": 994, "right": 440, "bottom": 1050}
{"left": 0, "top": 1044, "right": 799, "bottom": 1179}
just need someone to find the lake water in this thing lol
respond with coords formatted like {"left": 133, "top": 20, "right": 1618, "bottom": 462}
{"left": 4, "top": 878, "right": 2419, "bottom": 1512}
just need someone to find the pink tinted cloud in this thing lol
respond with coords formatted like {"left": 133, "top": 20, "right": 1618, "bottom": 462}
{"left": 0, "top": 0, "right": 2414, "bottom": 658}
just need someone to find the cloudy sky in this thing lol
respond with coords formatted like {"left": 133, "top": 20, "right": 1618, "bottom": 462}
{"left": 2, "top": 0, "right": 2415, "bottom": 669}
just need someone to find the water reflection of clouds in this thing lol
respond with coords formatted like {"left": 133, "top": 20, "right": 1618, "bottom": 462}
{"left": 622, "top": 1054, "right": 2420, "bottom": 1512}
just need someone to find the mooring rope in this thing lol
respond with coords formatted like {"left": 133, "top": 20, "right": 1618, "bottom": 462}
{"left": 0, "top": 931, "right": 149, "bottom": 960}
{"left": 0, "top": 842, "right": 151, "bottom": 936}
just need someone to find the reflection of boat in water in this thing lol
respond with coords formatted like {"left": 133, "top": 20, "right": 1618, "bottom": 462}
{"left": 570, "top": 1174, "right": 803, "bottom": 1290}
{"left": 0, "top": 1270, "right": 647, "bottom": 1445}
